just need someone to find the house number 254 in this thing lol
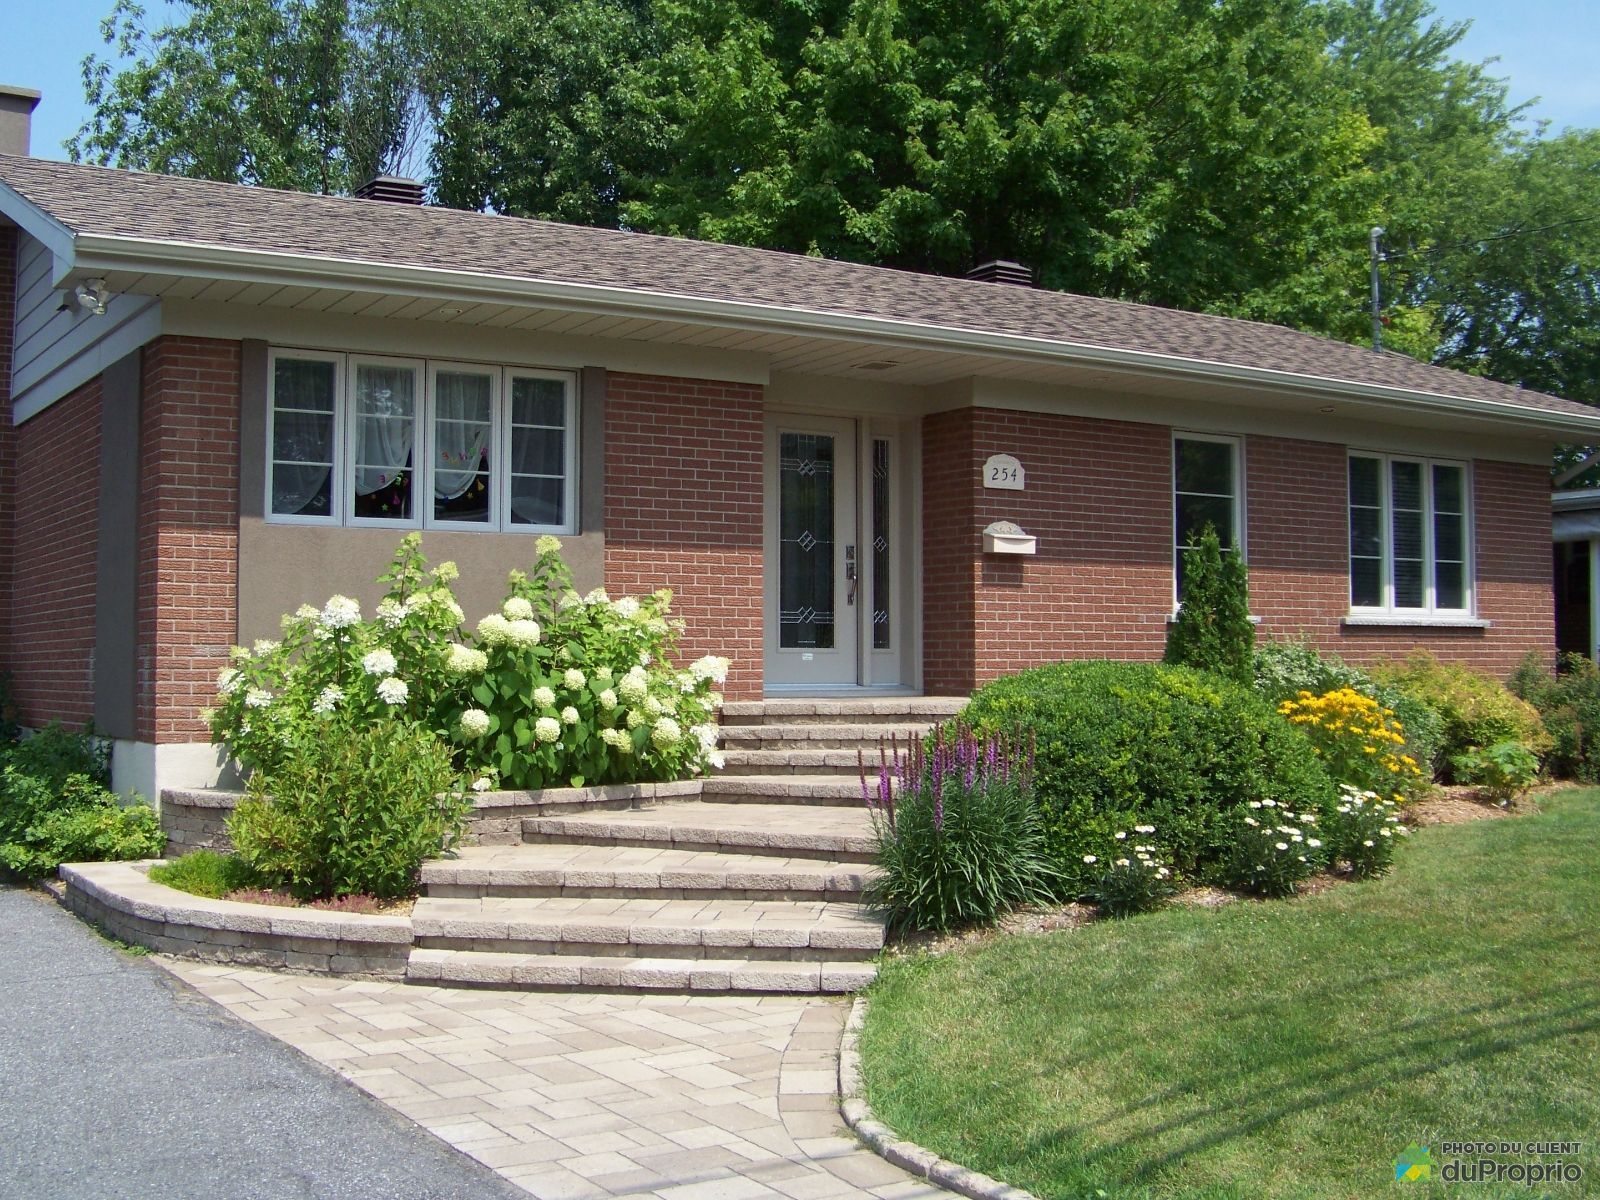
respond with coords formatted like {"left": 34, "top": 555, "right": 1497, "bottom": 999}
{"left": 983, "top": 454, "right": 1026, "bottom": 491}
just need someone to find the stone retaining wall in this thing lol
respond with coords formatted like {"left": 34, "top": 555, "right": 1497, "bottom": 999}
{"left": 160, "top": 780, "right": 707, "bottom": 854}
{"left": 59, "top": 861, "right": 413, "bottom": 977}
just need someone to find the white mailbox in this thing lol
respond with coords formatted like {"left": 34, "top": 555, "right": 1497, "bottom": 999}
{"left": 983, "top": 520, "right": 1037, "bottom": 555}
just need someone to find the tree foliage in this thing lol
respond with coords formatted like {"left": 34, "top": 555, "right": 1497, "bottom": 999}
{"left": 1165, "top": 526, "right": 1255, "bottom": 686}
{"left": 69, "top": 0, "right": 1600, "bottom": 415}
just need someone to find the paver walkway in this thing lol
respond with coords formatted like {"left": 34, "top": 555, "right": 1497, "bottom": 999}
{"left": 164, "top": 959, "right": 938, "bottom": 1200}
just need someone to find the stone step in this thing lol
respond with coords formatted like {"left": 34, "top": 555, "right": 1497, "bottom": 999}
{"left": 716, "top": 748, "right": 883, "bottom": 776}
{"left": 406, "top": 948, "right": 876, "bottom": 994}
{"left": 420, "top": 843, "right": 876, "bottom": 901}
{"left": 412, "top": 896, "right": 883, "bottom": 960}
{"left": 700, "top": 774, "right": 887, "bottom": 806}
{"left": 717, "top": 722, "right": 934, "bottom": 751}
{"left": 521, "top": 802, "right": 877, "bottom": 862}
{"left": 719, "top": 697, "right": 968, "bottom": 726}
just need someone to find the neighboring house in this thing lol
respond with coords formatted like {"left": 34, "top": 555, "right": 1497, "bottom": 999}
{"left": 1552, "top": 488, "right": 1600, "bottom": 660}
{"left": 3, "top": 86, "right": 1598, "bottom": 802}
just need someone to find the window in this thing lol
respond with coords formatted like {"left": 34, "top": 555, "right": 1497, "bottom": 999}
{"left": 1173, "top": 434, "right": 1241, "bottom": 602}
{"left": 267, "top": 350, "right": 577, "bottom": 533}
{"left": 1348, "top": 453, "right": 1471, "bottom": 614}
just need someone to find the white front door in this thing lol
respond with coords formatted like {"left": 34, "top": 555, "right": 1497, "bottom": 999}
{"left": 765, "top": 414, "right": 860, "bottom": 687}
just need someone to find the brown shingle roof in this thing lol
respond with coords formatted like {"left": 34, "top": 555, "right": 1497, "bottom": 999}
{"left": 2, "top": 153, "right": 1591, "bottom": 420}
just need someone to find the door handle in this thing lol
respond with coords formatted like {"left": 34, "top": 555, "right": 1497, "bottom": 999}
{"left": 845, "top": 545, "right": 857, "bottom": 605}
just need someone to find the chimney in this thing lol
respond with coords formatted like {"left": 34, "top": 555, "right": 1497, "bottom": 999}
{"left": 354, "top": 174, "right": 426, "bottom": 205}
{"left": 967, "top": 259, "right": 1033, "bottom": 287}
{"left": 0, "top": 85, "right": 41, "bottom": 156}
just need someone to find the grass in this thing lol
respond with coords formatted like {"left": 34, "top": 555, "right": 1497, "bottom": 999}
{"left": 861, "top": 790, "right": 1600, "bottom": 1200}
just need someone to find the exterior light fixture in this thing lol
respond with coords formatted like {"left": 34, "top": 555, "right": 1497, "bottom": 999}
{"left": 73, "top": 278, "right": 110, "bottom": 316}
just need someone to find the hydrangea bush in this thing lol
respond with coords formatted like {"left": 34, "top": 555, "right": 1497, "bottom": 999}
{"left": 208, "top": 535, "right": 729, "bottom": 790}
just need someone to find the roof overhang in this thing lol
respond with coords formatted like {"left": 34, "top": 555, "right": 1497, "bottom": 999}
{"left": 13, "top": 205, "right": 1599, "bottom": 441}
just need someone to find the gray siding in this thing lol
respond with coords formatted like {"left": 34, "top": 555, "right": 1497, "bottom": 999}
{"left": 11, "top": 233, "right": 159, "bottom": 421}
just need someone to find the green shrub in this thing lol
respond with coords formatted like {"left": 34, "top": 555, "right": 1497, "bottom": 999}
{"left": 1217, "top": 800, "right": 1323, "bottom": 897}
{"left": 1, "top": 722, "right": 111, "bottom": 789}
{"left": 0, "top": 772, "right": 163, "bottom": 881}
{"left": 0, "top": 669, "right": 19, "bottom": 745}
{"left": 1252, "top": 640, "right": 1444, "bottom": 786}
{"left": 963, "top": 661, "right": 1334, "bottom": 883}
{"left": 149, "top": 849, "right": 259, "bottom": 899}
{"left": 1322, "top": 785, "right": 1408, "bottom": 878}
{"left": 1081, "top": 825, "right": 1176, "bottom": 918}
{"left": 208, "top": 534, "right": 727, "bottom": 789}
{"left": 1451, "top": 740, "right": 1541, "bottom": 805}
{"left": 1165, "top": 525, "right": 1254, "bottom": 684}
{"left": 1509, "top": 652, "right": 1600, "bottom": 781}
{"left": 863, "top": 725, "right": 1056, "bottom": 932}
{"left": 227, "top": 717, "right": 469, "bottom": 900}
{"left": 1369, "top": 650, "right": 1549, "bottom": 777}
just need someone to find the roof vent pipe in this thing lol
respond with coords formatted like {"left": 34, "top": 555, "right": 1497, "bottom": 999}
{"left": 967, "top": 259, "right": 1033, "bottom": 287}
{"left": 354, "top": 174, "right": 426, "bottom": 205}
{"left": 0, "top": 85, "right": 42, "bottom": 157}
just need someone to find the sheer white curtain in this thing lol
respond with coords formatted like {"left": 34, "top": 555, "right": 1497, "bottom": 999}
{"left": 353, "top": 363, "right": 415, "bottom": 498}
{"left": 271, "top": 358, "right": 335, "bottom": 516}
{"left": 433, "top": 371, "right": 492, "bottom": 500}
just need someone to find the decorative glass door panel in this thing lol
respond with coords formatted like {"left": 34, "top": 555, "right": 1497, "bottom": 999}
{"left": 779, "top": 433, "right": 837, "bottom": 649}
{"left": 765, "top": 415, "right": 859, "bottom": 687}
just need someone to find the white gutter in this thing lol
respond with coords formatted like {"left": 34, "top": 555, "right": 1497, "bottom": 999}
{"left": 67, "top": 230, "right": 1600, "bottom": 438}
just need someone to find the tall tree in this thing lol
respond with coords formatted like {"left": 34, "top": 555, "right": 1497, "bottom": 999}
{"left": 70, "top": 0, "right": 423, "bottom": 194}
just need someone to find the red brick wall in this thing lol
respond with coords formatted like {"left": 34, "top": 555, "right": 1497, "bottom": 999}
{"left": 1247, "top": 437, "right": 1552, "bottom": 676}
{"left": 137, "top": 337, "right": 241, "bottom": 743}
{"left": 603, "top": 372, "right": 764, "bottom": 700}
{"left": 0, "top": 227, "right": 14, "bottom": 676}
{"left": 923, "top": 407, "right": 1173, "bottom": 693}
{"left": 8, "top": 379, "right": 101, "bottom": 726}
{"left": 923, "top": 412, "right": 1556, "bottom": 693}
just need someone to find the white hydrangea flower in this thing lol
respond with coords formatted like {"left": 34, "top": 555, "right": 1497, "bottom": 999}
{"left": 678, "top": 672, "right": 697, "bottom": 694}
{"left": 559, "top": 591, "right": 583, "bottom": 611}
{"left": 533, "top": 686, "right": 557, "bottom": 708}
{"left": 376, "top": 598, "right": 406, "bottom": 627}
{"left": 708, "top": 692, "right": 724, "bottom": 710}
{"left": 459, "top": 708, "right": 491, "bottom": 738}
{"left": 435, "top": 560, "right": 460, "bottom": 583}
{"left": 534, "top": 716, "right": 561, "bottom": 743}
{"left": 618, "top": 669, "right": 649, "bottom": 704}
{"left": 601, "top": 728, "right": 633, "bottom": 753}
{"left": 470, "top": 775, "right": 493, "bottom": 792}
{"left": 626, "top": 709, "right": 646, "bottom": 730}
{"left": 217, "top": 669, "right": 243, "bottom": 696}
{"left": 377, "top": 676, "right": 409, "bottom": 705}
{"left": 312, "top": 685, "right": 343, "bottom": 714}
{"left": 446, "top": 644, "right": 488, "bottom": 675}
{"left": 639, "top": 651, "right": 652, "bottom": 667}
{"left": 252, "top": 638, "right": 280, "bottom": 656}
{"left": 321, "top": 595, "right": 361, "bottom": 629}
{"left": 563, "top": 668, "right": 586, "bottom": 689}
{"left": 294, "top": 603, "right": 320, "bottom": 620}
{"left": 692, "top": 724, "right": 719, "bottom": 753}
{"left": 506, "top": 619, "right": 541, "bottom": 647}
{"left": 535, "top": 535, "right": 563, "bottom": 555}
{"left": 651, "top": 717, "right": 682, "bottom": 750}
{"left": 244, "top": 688, "right": 273, "bottom": 709}
{"left": 646, "top": 619, "right": 669, "bottom": 636}
{"left": 503, "top": 596, "right": 535, "bottom": 621}
{"left": 477, "top": 613, "right": 512, "bottom": 646}
{"left": 584, "top": 587, "right": 610, "bottom": 604}
{"left": 561, "top": 706, "right": 580, "bottom": 726}
{"left": 610, "top": 597, "right": 641, "bottom": 620}
{"left": 689, "top": 655, "right": 730, "bottom": 685}
{"left": 595, "top": 666, "right": 614, "bottom": 682}
{"left": 598, "top": 688, "right": 618, "bottom": 711}
{"left": 362, "top": 649, "right": 398, "bottom": 677}
{"left": 644, "top": 695, "right": 663, "bottom": 719}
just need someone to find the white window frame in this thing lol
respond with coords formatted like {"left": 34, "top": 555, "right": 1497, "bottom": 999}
{"left": 1347, "top": 451, "right": 1474, "bottom": 616}
{"left": 504, "top": 367, "right": 580, "bottom": 535}
{"left": 1172, "top": 432, "right": 1244, "bottom": 608}
{"left": 264, "top": 348, "right": 578, "bottom": 535}
{"left": 427, "top": 360, "right": 503, "bottom": 532}
{"left": 345, "top": 354, "right": 424, "bottom": 530}
{"left": 265, "top": 347, "right": 344, "bottom": 526}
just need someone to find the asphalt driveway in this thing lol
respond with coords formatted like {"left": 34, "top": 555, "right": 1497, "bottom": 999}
{"left": 0, "top": 885, "right": 528, "bottom": 1200}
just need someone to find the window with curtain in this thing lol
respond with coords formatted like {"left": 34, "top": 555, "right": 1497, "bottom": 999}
{"left": 265, "top": 350, "right": 576, "bottom": 533}
{"left": 1173, "top": 435, "right": 1241, "bottom": 603}
{"left": 269, "top": 354, "right": 338, "bottom": 519}
{"left": 1348, "top": 454, "right": 1471, "bottom": 613}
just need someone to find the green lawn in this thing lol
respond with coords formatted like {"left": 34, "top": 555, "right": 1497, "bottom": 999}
{"left": 861, "top": 790, "right": 1600, "bottom": 1200}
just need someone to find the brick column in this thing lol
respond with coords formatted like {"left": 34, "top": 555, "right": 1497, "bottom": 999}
{"left": 602, "top": 372, "right": 764, "bottom": 700}
{"left": 137, "top": 337, "right": 241, "bottom": 743}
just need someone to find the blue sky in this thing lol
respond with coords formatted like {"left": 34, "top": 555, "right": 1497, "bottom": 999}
{"left": 0, "top": 0, "right": 1595, "bottom": 162}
